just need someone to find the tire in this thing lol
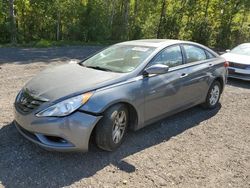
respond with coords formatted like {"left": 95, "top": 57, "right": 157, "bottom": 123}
{"left": 95, "top": 104, "right": 129, "bottom": 151}
{"left": 202, "top": 81, "right": 222, "bottom": 109}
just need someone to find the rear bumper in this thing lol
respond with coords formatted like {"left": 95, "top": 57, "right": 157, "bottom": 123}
{"left": 14, "top": 108, "right": 102, "bottom": 152}
{"left": 228, "top": 67, "right": 250, "bottom": 81}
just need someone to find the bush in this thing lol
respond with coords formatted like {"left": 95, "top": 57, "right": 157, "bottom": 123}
{"left": 35, "top": 39, "right": 52, "bottom": 48}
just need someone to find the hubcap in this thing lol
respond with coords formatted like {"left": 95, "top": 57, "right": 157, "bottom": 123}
{"left": 112, "top": 111, "right": 127, "bottom": 144}
{"left": 209, "top": 85, "right": 220, "bottom": 106}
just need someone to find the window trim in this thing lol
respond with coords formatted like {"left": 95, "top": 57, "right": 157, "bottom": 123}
{"left": 205, "top": 50, "right": 216, "bottom": 59}
{"left": 139, "top": 44, "right": 185, "bottom": 77}
{"left": 181, "top": 44, "right": 208, "bottom": 64}
{"left": 139, "top": 43, "right": 219, "bottom": 77}
{"left": 145, "top": 44, "right": 185, "bottom": 68}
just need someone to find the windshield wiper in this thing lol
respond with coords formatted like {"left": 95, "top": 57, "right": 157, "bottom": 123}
{"left": 85, "top": 66, "right": 113, "bottom": 72}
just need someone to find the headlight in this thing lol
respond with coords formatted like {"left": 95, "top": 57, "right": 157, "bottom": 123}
{"left": 36, "top": 92, "right": 93, "bottom": 117}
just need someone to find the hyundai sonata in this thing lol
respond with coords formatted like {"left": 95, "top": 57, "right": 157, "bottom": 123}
{"left": 14, "top": 39, "right": 228, "bottom": 152}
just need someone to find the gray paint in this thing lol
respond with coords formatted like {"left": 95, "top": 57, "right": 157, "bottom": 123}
{"left": 14, "top": 110, "right": 102, "bottom": 151}
{"left": 24, "top": 64, "right": 127, "bottom": 101}
{"left": 144, "top": 64, "right": 169, "bottom": 74}
{"left": 14, "top": 39, "right": 227, "bottom": 151}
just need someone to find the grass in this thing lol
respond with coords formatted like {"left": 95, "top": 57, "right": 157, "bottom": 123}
{"left": 0, "top": 39, "right": 118, "bottom": 48}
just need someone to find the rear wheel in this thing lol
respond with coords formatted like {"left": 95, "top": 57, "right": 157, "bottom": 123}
{"left": 95, "top": 104, "right": 128, "bottom": 151}
{"left": 202, "top": 81, "right": 222, "bottom": 109}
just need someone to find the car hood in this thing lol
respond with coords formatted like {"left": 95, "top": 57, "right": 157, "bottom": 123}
{"left": 221, "top": 53, "right": 250, "bottom": 65}
{"left": 23, "top": 64, "right": 125, "bottom": 101}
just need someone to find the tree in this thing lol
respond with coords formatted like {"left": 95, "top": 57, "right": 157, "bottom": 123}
{"left": 123, "top": 0, "right": 130, "bottom": 40}
{"left": 157, "top": 0, "right": 166, "bottom": 38}
{"left": 0, "top": 0, "right": 249, "bottom": 48}
{"left": 9, "top": 0, "right": 16, "bottom": 44}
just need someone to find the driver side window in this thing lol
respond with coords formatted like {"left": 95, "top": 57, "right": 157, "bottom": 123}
{"left": 150, "top": 45, "right": 183, "bottom": 68}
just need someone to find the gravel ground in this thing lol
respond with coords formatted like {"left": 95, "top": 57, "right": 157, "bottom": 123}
{"left": 0, "top": 47, "right": 249, "bottom": 188}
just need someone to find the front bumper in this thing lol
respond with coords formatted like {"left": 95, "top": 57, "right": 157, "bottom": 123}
{"left": 14, "top": 107, "right": 102, "bottom": 152}
{"left": 228, "top": 67, "right": 250, "bottom": 81}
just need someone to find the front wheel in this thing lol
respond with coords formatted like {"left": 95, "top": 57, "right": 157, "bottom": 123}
{"left": 95, "top": 104, "right": 128, "bottom": 151}
{"left": 202, "top": 81, "right": 222, "bottom": 109}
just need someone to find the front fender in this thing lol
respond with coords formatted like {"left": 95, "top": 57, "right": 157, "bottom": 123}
{"left": 79, "top": 78, "right": 145, "bottom": 128}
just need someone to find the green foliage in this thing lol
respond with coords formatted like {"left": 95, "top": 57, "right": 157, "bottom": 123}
{"left": 35, "top": 39, "right": 52, "bottom": 48}
{"left": 0, "top": 0, "right": 249, "bottom": 48}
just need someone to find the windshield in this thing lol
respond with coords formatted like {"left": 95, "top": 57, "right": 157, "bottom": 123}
{"left": 230, "top": 44, "right": 250, "bottom": 56}
{"left": 81, "top": 45, "right": 156, "bottom": 73}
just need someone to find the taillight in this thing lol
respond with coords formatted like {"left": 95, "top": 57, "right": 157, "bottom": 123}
{"left": 224, "top": 61, "right": 229, "bottom": 67}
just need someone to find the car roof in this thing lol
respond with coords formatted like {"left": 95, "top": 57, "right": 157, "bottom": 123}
{"left": 116, "top": 39, "right": 207, "bottom": 48}
{"left": 115, "top": 39, "right": 219, "bottom": 57}
{"left": 116, "top": 39, "right": 182, "bottom": 47}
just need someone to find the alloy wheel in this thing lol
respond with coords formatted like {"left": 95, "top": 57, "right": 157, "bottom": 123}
{"left": 112, "top": 111, "right": 127, "bottom": 144}
{"left": 209, "top": 85, "right": 220, "bottom": 106}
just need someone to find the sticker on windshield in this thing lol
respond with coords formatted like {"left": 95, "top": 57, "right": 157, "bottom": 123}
{"left": 132, "top": 47, "right": 149, "bottom": 52}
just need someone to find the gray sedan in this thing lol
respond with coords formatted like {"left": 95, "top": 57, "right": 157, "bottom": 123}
{"left": 14, "top": 39, "right": 228, "bottom": 152}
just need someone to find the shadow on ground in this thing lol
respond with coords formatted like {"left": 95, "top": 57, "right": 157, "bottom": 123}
{"left": 0, "top": 105, "right": 221, "bottom": 188}
{"left": 227, "top": 78, "right": 250, "bottom": 89}
{"left": 0, "top": 46, "right": 104, "bottom": 64}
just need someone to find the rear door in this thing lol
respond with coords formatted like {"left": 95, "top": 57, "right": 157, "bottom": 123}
{"left": 180, "top": 44, "right": 217, "bottom": 102}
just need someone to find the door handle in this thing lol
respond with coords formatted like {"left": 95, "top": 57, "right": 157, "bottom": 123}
{"left": 209, "top": 63, "right": 214, "bottom": 67}
{"left": 180, "top": 73, "right": 188, "bottom": 78}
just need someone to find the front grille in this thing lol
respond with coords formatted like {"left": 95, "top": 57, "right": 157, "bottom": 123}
{"left": 15, "top": 90, "right": 48, "bottom": 114}
{"left": 229, "top": 62, "right": 249, "bottom": 69}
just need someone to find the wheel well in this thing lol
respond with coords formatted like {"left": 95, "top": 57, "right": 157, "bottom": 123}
{"left": 214, "top": 77, "right": 224, "bottom": 92}
{"left": 89, "top": 102, "right": 138, "bottom": 146}
{"left": 105, "top": 102, "right": 138, "bottom": 130}
{"left": 123, "top": 102, "right": 138, "bottom": 130}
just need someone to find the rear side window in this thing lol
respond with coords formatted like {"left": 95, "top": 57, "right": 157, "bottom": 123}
{"left": 183, "top": 45, "right": 207, "bottom": 63}
{"left": 206, "top": 50, "right": 216, "bottom": 59}
{"left": 150, "top": 45, "right": 183, "bottom": 68}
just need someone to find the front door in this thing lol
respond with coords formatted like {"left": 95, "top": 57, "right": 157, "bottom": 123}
{"left": 143, "top": 45, "right": 190, "bottom": 122}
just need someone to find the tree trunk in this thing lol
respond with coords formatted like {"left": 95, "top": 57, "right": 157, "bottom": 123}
{"left": 109, "top": 0, "right": 115, "bottom": 27}
{"left": 123, "top": 0, "right": 130, "bottom": 40}
{"left": 227, "top": 1, "right": 241, "bottom": 32}
{"left": 204, "top": 0, "right": 210, "bottom": 19}
{"left": 9, "top": 0, "right": 16, "bottom": 44}
{"left": 56, "top": 11, "right": 61, "bottom": 41}
{"left": 157, "top": 0, "right": 166, "bottom": 38}
{"left": 199, "top": 0, "right": 210, "bottom": 42}
{"left": 240, "top": 8, "right": 247, "bottom": 28}
{"left": 134, "top": 0, "right": 138, "bottom": 17}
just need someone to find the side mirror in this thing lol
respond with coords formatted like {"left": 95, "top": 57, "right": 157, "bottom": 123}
{"left": 144, "top": 64, "right": 169, "bottom": 75}
{"left": 226, "top": 49, "right": 230, "bottom": 53}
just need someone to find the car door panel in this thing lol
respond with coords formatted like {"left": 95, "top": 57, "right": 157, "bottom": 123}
{"left": 142, "top": 45, "right": 189, "bottom": 123}
{"left": 179, "top": 45, "right": 217, "bottom": 104}
{"left": 179, "top": 62, "right": 211, "bottom": 103}
{"left": 142, "top": 44, "right": 216, "bottom": 124}
{"left": 143, "top": 70, "right": 182, "bottom": 122}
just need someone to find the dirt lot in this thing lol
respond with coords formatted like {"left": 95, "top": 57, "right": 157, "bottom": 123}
{"left": 0, "top": 47, "right": 249, "bottom": 188}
